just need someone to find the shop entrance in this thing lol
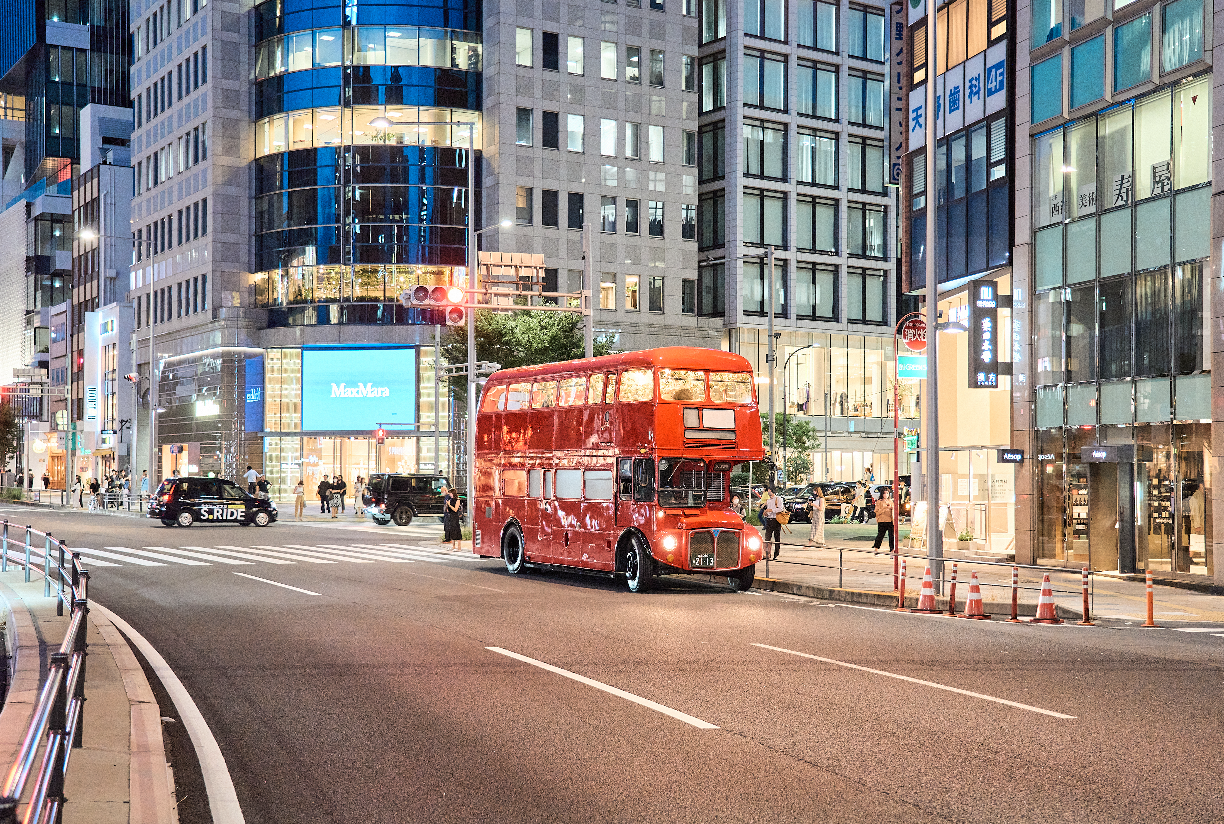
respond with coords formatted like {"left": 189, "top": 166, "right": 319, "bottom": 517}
{"left": 1079, "top": 446, "right": 1137, "bottom": 574}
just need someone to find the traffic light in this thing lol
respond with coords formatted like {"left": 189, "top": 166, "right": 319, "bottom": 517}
{"left": 123, "top": 373, "right": 139, "bottom": 384}
{"left": 399, "top": 284, "right": 466, "bottom": 326}
{"left": 375, "top": 428, "right": 386, "bottom": 444}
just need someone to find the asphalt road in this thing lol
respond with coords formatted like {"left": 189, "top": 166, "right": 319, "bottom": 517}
{"left": 5, "top": 505, "right": 1224, "bottom": 824}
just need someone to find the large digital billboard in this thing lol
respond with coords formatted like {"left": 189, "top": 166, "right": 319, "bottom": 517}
{"left": 301, "top": 348, "right": 417, "bottom": 431}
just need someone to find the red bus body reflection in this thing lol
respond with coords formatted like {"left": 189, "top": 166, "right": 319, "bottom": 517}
{"left": 473, "top": 347, "right": 766, "bottom": 591}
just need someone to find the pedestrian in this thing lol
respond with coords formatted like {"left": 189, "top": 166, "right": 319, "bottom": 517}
{"left": 762, "top": 486, "right": 785, "bottom": 560}
{"left": 41, "top": 471, "right": 49, "bottom": 491}
{"left": 72, "top": 475, "right": 83, "bottom": 508}
{"left": 441, "top": 483, "right": 463, "bottom": 549}
{"left": 88, "top": 477, "right": 100, "bottom": 512}
{"left": 244, "top": 465, "right": 259, "bottom": 494}
{"left": 805, "top": 486, "right": 826, "bottom": 547}
{"left": 872, "top": 490, "right": 895, "bottom": 553}
{"left": 140, "top": 470, "right": 149, "bottom": 499}
{"left": 26, "top": 471, "right": 32, "bottom": 490}
{"left": 354, "top": 475, "right": 365, "bottom": 516}
{"left": 317, "top": 475, "right": 331, "bottom": 513}
{"left": 293, "top": 478, "right": 305, "bottom": 520}
{"left": 852, "top": 482, "right": 868, "bottom": 523}
{"left": 330, "top": 475, "right": 346, "bottom": 518}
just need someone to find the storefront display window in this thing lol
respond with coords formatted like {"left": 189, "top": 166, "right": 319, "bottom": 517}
{"left": 1037, "top": 429, "right": 1066, "bottom": 563}
{"left": 1173, "top": 422, "right": 1212, "bottom": 575}
{"left": 1134, "top": 91, "right": 1172, "bottom": 202}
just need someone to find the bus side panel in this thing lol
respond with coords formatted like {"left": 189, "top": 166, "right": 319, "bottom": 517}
{"left": 473, "top": 454, "right": 499, "bottom": 558}
{"left": 528, "top": 409, "right": 556, "bottom": 452}
{"left": 616, "top": 401, "right": 653, "bottom": 452}
{"left": 581, "top": 489, "right": 615, "bottom": 570}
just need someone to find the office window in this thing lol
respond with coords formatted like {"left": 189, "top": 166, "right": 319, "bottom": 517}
{"left": 847, "top": 6, "right": 885, "bottom": 61}
{"left": 542, "top": 111, "right": 560, "bottom": 149}
{"left": 682, "top": 55, "right": 697, "bottom": 91}
{"left": 542, "top": 189, "right": 560, "bottom": 227}
{"left": 847, "top": 268, "right": 886, "bottom": 323}
{"left": 201, "top": 198, "right": 208, "bottom": 234}
{"left": 797, "top": 62, "right": 837, "bottom": 119}
{"left": 626, "top": 275, "right": 640, "bottom": 310}
{"left": 682, "top": 204, "right": 696, "bottom": 239}
{"left": 698, "top": 191, "right": 726, "bottom": 249}
{"left": 742, "top": 189, "right": 786, "bottom": 247}
{"left": 627, "top": 46, "right": 641, "bottom": 83}
{"left": 684, "top": 0, "right": 697, "bottom": 15}
{"left": 601, "top": 119, "right": 618, "bottom": 156}
{"left": 543, "top": 32, "right": 560, "bottom": 70}
{"left": 847, "top": 203, "right": 886, "bottom": 257}
{"left": 650, "top": 0, "right": 664, "bottom": 9}
{"left": 797, "top": 129, "right": 837, "bottom": 186}
{"left": 648, "top": 201, "right": 665, "bottom": 237}
{"left": 568, "top": 192, "right": 585, "bottom": 228}
{"left": 798, "top": 0, "right": 838, "bottom": 51}
{"left": 601, "top": 41, "right": 617, "bottom": 79}
{"left": 682, "top": 279, "right": 697, "bottom": 313}
{"left": 601, "top": 279, "right": 616, "bottom": 309}
{"left": 516, "top": 28, "right": 533, "bottom": 66}
{"left": 702, "top": 0, "right": 728, "bottom": 43}
{"left": 795, "top": 263, "right": 837, "bottom": 320}
{"left": 683, "top": 130, "right": 697, "bottom": 166}
{"left": 648, "top": 125, "right": 665, "bottom": 162}
{"left": 192, "top": 276, "right": 199, "bottom": 313}
{"left": 698, "top": 261, "right": 726, "bottom": 315}
{"left": 649, "top": 277, "right": 664, "bottom": 311}
{"left": 744, "top": 50, "right": 787, "bottom": 109}
{"left": 1032, "top": 0, "right": 1062, "bottom": 46}
{"left": 176, "top": 208, "right": 184, "bottom": 245}
{"left": 626, "top": 199, "right": 641, "bottom": 234}
{"left": 848, "top": 136, "right": 885, "bottom": 192}
{"left": 847, "top": 71, "right": 884, "bottom": 127}
{"left": 1162, "top": 0, "right": 1203, "bottom": 72}
{"left": 1114, "top": 14, "right": 1152, "bottom": 92}
{"left": 742, "top": 260, "right": 788, "bottom": 317}
{"left": 1031, "top": 54, "right": 1062, "bottom": 124}
{"left": 700, "top": 54, "right": 727, "bottom": 111}
{"left": 699, "top": 122, "right": 726, "bottom": 181}
{"left": 745, "top": 0, "right": 786, "bottom": 39}
{"left": 743, "top": 120, "right": 786, "bottom": 179}
{"left": 568, "top": 36, "right": 584, "bottom": 74}
{"left": 601, "top": 196, "right": 617, "bottom": 232}
{"left": 1070, "top": 35, "right": 1104, "bottom": 109}
{"left": 177, "top": 283, "right": 183, "bottom": 318}
{"left": 516, "top": 108, "right": 533, "bottom": 146}
{"left": 625, "top": 122, "right": 641, "bottom": 159}
{"left": 797, "top": 195, "right": 838, "bottom": 252}
{"left": 911, "top": 24, "right": 927, "bottom": 85}
{"left": 649, "top": 50, "right": 665, "bottom": 87}
{"left": 567, "top": 114, "right": 584, "bottom": 151}
{"left": 516, "top": 186, "right": 533, "bottom": 225}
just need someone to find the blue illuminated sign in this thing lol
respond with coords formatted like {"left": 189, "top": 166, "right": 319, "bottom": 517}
{"left": 245, "top": 357, "right": 264, "bottom": 433}
{"left": 301, "top": 348, "right": 417, "bottom": 431}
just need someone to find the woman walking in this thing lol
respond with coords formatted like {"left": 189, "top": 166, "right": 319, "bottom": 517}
{"left": 442, "top": 483, "right": 463, "bottom": 549}
{"left": 332, "top": 475, "right": 347, "bottom": 515}
{"left": 353, "top": 476, "right": 365, "bottom": 516}
{"left": 293, "top": 479, "right": 305, "bottom": 520}
{"left": 852, "top": 482, "right": 868, "bottom": 523}
{"left": 806, "top": 486, "right": 827, "bottom": 547}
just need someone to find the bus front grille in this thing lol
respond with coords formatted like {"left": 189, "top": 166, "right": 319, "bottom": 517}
{"left": 687, "top": 530, "right": 740, "bottom": 570}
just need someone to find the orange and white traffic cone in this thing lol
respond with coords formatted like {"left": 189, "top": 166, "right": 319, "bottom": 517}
{"left": 909, "top": 565, "right": 942, "bottom": 614}
{"left": 1029, "top": 573, "right": 1063, "bottom": 624}
{"left": 958, "top": 571, "right": 991, "bottom": 620}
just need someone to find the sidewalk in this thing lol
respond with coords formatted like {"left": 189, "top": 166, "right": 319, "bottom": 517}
{"left": 0, "top": 571, "right": 177, "bottom": 823}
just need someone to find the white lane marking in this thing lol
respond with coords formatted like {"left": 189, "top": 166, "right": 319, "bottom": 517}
{"left": 74, "top": 555, "right": 122, "bottom": 567}
{"left": 277, "top": 544, "right": 376, "bottom": 564}
{"left": 231, "top": 572, "right": 321, "bottom": 595}
{"left": 486, "top": 646, "right": 718, "bottom": 730}
{"left": 105, "top": 546, "right": 210, "bottom": 566}
{"left": 1214, "top": 634, "right": 1224, "bottom": 638}
{"left": 75, "top": 547, "right": 165, "bottom": 566}
{"left": 181, "top": 546, "right": 295, "bottom": 565}
{"left": 364, "top": 544, "right": 483, "bottom": 562}
{"left": 752, "top": 644, "right": 1076, "bottom": 720}
{"left": 91, "top": 603, "right": 245, "bottom": 824}
{"left": 311, "top": 544, "right": 416, "bottom": 563}
{"left": 1173, "top": 627, "right": 1224, "bottom": 633}
{"left": 144, "top": 546, "right": 253, "bottom": 565}
{"left": 247, "top": 546, "right": 337, "bottom": 564}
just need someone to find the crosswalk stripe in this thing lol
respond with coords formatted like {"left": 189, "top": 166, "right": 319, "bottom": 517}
{"left": 247, "top": 545, "right": 341, "bottom": 564}
{"left": 362, "top": 544, "right": 484, "bottom": 562}
{"left": 105, "top": 546, "right": 210, "bottom": 566}
{"left": 183, "top": 546, "right": 295, "bottom": 565}
{"left": 143, "top": 546, "right": 253, "bottom": 565}
{"left": 75, "top": 554, "right": 122, "bottom": 568}
{"left": 311, "top": 544, "right": 418, "bottom": 563}
{"left": 347, "top": 544, "right": 452, "bottom": 564}
{"left": 279, "top": 544, "right": 377, "bottom": 564}
{"left": 82, "top": 548, "right": 166, "bottom": 566}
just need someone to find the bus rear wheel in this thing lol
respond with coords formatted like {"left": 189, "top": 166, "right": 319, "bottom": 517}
{"left": 728, "top": 564, "right": 756, "bottom": 592}
{"left": 503, "top": 525, "right": 526, "bottom": 574}
{"left": 624, "top": 536, "right": 654, "bottom": 593}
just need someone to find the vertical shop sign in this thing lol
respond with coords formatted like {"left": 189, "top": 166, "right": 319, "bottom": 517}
{"left": 968, "top": 279, "right": 999, "bottom": 388}
{"left": 890, "top": 11, "right": 907, "bottom": 185}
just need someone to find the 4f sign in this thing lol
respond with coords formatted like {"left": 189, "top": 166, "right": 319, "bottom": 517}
{"left": 898, "top": 317, "right": 927, "bottom": 352}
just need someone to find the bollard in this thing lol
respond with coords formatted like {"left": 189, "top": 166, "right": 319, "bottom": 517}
{"left": 43, "top": 533, "right": 51, "bottom": 598}
{"left": 1, "top": 519, "right": 7, "bottom": 573}
{"left": 56, "top": 541, "right": 65, "bottom": 617}
{"left": 1142, "top": 569, "right": 1159, "bottom": 627}
{"left": 896, "top": 558, "right": 907, "bottom": 610}
{"left": 1007, "top": 565, "right": 1022, "bottom": 623}
{"left": 23, "top": 526, "right": 30, "bottom": 583}
{"left": 1078, "top": 567, "right": 1094, "bottom": 626}
{"left": 837, "top": 547, "right": 843, "bottom": 589}
{"left": 946, "top": 563, "right": 959, "bottom": 615}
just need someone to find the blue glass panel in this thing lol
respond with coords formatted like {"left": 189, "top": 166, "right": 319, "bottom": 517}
{"left": 946, "top": 198, "right": 967, "bottom": 281}
{"left": 1114, "top": 14, "right": 1152, "bottom": 92}
{"left": 967, "top": 190, "right": 988, "bottom": 274}
{"left": 1032, "top": 0, "right": 1063, "bottom": 45}
{"left": 1031, "top": 55, "right": 1063, "bottom": 124}
{"left": 988, "top": 183, "right": 1011, "bottom": 267}
{"left": 1069, "top": 36, "right": 1104, "bottom": 110}
{"left": 910, "top": 213, "right": 926, "bottom": 291}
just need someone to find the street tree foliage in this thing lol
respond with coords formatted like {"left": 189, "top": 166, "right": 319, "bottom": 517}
{"left": 0, "top": 401, "right": 19, "bottom": 470}
{"left": 441, "top": 310, "right": 615, "bottom": 393}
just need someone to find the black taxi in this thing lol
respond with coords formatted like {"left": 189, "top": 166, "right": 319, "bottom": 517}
{"left": 148, "top": 476, "right": 278, "bottom": 527}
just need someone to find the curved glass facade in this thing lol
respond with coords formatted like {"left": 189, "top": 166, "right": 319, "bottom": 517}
{"left": 254, "top": 27, "right": 482, "bottom": 80}
{"left": 255, "top": 106, "right": 480, "bottom": 156}
{"left": 253, "top": 0, "right": 478, "bottom": 40}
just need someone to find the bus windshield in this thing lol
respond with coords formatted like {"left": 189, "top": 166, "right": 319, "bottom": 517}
{"left": 658, "top": 458, "right": 707, "bottom": 507}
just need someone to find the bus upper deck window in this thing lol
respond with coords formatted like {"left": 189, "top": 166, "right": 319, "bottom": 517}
{"left": 506, "top": 382, "right": 531, "bottom": 410}
{"left": 709, "top": 372, "right": 753, "bottom": 404}
{"left": 558, "top": 376, "right": 586, "bottom": 405}
{"left": 481, "top": 385, "right": 506, "bottom": 411}
{"left": 531, "top": 381, "right": 559, "bottom": 408}
{"left": 658, "top": 369, "right": 706, "bottom": 402}
{"left": 618, "top": 369, "right": 653, "bottom": 402}
{"left": 588, "top": 373, "right": 605, "bottom": 403}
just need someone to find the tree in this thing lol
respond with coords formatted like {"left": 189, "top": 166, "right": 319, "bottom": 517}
{"left": 0, "top": 401, "right": 19, "bottom": 472}
{"left": 731, "top": 414, "right": 821, "bottom": 489}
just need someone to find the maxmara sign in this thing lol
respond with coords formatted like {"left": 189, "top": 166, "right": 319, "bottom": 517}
{"left": 330, "top": 383, "right": 391, "bottom": 399}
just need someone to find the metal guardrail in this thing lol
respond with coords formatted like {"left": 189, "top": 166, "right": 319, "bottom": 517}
{"left": 0, "top": 520, "right": 91, "bottom": 823}
{"left": 0, "top": 487, "right": 148, "bottom": 514}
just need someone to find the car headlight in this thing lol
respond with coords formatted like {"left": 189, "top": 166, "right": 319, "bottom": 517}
{"left": 661, "top": 534, "right": 678, "bottom": 551}
{"left": 747, "top": 536, "right": 761, "bottom": 550}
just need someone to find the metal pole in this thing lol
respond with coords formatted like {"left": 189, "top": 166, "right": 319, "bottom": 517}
{"left": 23, "top": 525, "right": 30, "bottom": 583}
{"left": 466, "top": 123, "right": 477, "bottom": 534}
{"left": 43, "top": 533, "right": 50, "bottom": 598}
{"left": 583, "top": 223, "right": 594, "bottom": 359}
{"left": 56, "top": 541, "right": 64, "bottom": 617}
{"left": 923, "top": 2, "right": 941, "bottom": 585}
{"left": 767, "top": 246, "right": 776, "bottom": 476}
{"left": 433, "top": 324, "right": 440, "bottom": 470}
{"left": 1, "top": 520, "right": 6, "bottom": 573}
{"left": 148, "top": 236, "right": 156, "bottom": 489}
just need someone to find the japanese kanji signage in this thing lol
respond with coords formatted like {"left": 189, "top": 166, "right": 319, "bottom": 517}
{"left": 890, "top": 15, "right": 906, "bottom": 185}
{"left": 968, "top": 279, "right": 999, "bottom": 389}
{"left": 909, "top": 41, "right": 1006, "bottom": 149}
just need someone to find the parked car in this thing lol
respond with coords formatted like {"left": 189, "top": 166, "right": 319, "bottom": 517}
{"left": 148, "top": 476, "right": 277, "bottom": 527}
{"left": 363, "top": 473, "right": 465, "bottom": 526}
{"left": 783, "top": 482, "right": 855, "bottom": 523}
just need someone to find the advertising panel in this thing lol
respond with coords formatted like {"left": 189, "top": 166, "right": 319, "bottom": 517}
{"left": 301, "top": 348, "right": 417, "bottom": 431}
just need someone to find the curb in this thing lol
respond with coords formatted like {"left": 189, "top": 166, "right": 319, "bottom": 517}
{"left": 0, "top": 579, "right": 45, "bottom": 770}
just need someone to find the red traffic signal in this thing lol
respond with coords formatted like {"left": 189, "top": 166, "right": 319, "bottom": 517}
{"left": 375, "top": 428, "right": 386, "bottom": 444}
{"left": 399, "top": 282, "right": 466, "bottom": 325}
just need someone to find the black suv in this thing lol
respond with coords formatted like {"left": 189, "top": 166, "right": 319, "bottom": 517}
{"left": 148, "top": 477, "right": 278, "bottom": 528}
{"left": 363, "top": 473, "right": 464, "bottom": 526}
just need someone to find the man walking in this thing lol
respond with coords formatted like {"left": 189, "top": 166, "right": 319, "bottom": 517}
{"left": 762, "top": 486, "right": 785, "bottom": 561}
{"left": 244, "top": 465, "right": 259, "bottom": 494}
{"left": 317, "top": 475, "right": 331, "bottom": 514}
{"left": 872, "top": 490, "right": 895, "bottom": 553}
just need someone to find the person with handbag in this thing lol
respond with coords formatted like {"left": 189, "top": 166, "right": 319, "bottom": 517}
{"left": 872, "top": 490, "right": 895, "bottom": 553}
{"left": 806, "top": 486, "right": 827, "bottom": 547}
{"left": 442, "top": 483, "right": 463, "bottom": 549}
{"left": 762, "top": 486, "right": 785, "bottom": 560}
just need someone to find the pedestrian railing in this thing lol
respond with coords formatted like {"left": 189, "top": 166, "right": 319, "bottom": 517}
{"left": 0, "top": 521, "right": 91, "bottom": 823}
{"left": 0, "top": 486, "right": 148, "bottom": 514}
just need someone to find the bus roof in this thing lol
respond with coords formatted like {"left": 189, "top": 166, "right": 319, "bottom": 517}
{"left": 486, "top": 347, "right": 753, "bottom": 384}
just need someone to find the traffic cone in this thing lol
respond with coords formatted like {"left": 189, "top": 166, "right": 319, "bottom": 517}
{"left": 958, "top": 571, "right": 991, "bottom": 620}
{"left": 1029, "top": 573, "right": 1063, "bottom": 624}
{"left": 909, "top": 566, "right": 942, "bottom": 613}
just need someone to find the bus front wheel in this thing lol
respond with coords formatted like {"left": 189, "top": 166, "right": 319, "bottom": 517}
{"left": 728, "top": 564, "right": 756, "bottom": 592}
{"left": 503, "top": 525, "right": 526, "bottom": 574}
{"left": 624, "top": 536, "right": 654, "bottom": 593}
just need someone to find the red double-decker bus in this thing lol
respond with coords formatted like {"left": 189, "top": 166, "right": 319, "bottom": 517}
{"left": 472, "top": 347, "right": 767, "bottom": 591}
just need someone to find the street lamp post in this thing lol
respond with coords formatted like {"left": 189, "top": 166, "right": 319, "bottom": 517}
{"left": 923, "top": 0, "right": 941, "bottom": 582}
{"left": 781, "top": 343, "right": 818, "bottom": 487}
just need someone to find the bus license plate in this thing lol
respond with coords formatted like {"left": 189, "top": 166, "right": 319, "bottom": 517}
{"left": 692, "top": 553, "right": 716, "bottom": 569}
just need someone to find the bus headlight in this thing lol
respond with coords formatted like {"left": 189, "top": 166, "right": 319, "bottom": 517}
{"left": 747, "top": 536, "right": 761, "bottom": 551}
{"left": 661, "top": 534, "right": 678, "bottom": 551}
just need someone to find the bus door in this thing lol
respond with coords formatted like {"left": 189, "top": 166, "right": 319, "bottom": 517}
{"left": 616, "top": 458, "right": 655, "bottom": 529}
{"left": 553, "top": 468, "right": 583, "bottom": 564}
{"left": 525, "top": 468, "right": 545, "bottom": 550}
